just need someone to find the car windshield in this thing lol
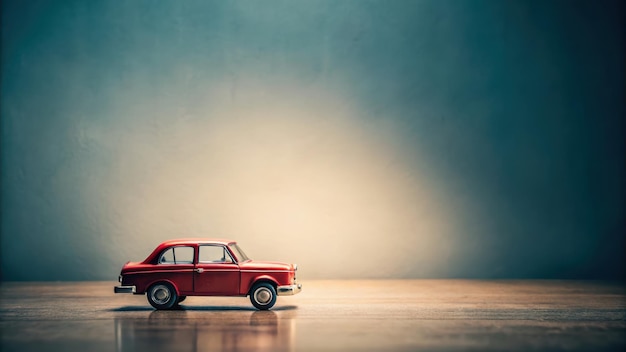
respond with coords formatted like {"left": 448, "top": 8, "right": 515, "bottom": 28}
{"left": 229, "top": 243, "right": 250, "bottom": 262}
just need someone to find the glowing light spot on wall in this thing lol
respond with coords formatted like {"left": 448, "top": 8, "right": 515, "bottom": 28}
{"left": 97, "top": 80, "right": 456, "bottom": 279}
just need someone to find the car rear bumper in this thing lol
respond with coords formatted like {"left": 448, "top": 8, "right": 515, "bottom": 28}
{"left": 114, "top": 285, "right": 136, "bottom": 294}
{"left": 277, "top": 283, "right": 302, "bottom": 296}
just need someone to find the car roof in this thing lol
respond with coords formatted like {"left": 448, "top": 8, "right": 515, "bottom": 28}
{"left": 159, "top": 238, "right": 237, "bottom": 246}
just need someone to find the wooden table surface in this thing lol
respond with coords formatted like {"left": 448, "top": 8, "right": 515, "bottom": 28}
{"left": 1, "top": 280, "right": 625, "bottom": 351}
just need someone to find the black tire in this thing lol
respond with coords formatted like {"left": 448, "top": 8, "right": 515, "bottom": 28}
{"left": 176, "top": 296, "right": 187, "bottom": 304}
{"left": 249, "top": 282, "right": 277, "bottom": 310}
{"left": 147, "top": 283, "right": 178, "bottom": 310}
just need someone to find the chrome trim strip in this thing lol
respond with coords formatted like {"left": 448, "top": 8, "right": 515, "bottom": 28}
{"left": 194, "top": 269, "right": 239, "bottom": 272}
{"left": 277, "top": 284, "right": 302, "bottom": 296}
{"left": 124, "top": 269, "right": 195, "bottom": 275}
{"left": 114, "top": 285, "right": 136, "bottom": 294}
{"left": 241, "top": 270, "right": 291, "bottom": 273}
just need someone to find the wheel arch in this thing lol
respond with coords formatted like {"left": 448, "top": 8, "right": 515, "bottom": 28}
{"left": 145, "top": 279, "right": 180, "bottom": 295}
{"left": 247, "top": 276, "right": 279, "bottom": 295}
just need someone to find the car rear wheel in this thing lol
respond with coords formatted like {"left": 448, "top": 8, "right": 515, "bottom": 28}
{"left": 250, "top": 283, "right": 277, "bottom": 310}
{"left": 147, "top": 283, "right": 178, "bottom": 310}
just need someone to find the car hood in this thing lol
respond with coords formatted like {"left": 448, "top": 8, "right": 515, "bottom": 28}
{"left": 238, "top": 260, "right": 293, "bottom": 271}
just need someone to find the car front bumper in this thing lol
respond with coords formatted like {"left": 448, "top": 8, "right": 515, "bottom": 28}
{"left": 277, "top": 283, "right": 302, "bottom": 296}
{"left": 114, "top": 285, "right": 136, "bottom": 294}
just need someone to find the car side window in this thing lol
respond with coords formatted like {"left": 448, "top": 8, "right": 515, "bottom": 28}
{"left": 199, "top": 245, "right": 233, "bottom": 263}
{"left": 159, "top": 246, "right": 194, "bottom": 264}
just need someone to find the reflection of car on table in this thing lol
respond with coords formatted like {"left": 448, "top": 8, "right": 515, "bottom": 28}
{"left": 114, "top": 310, "right": 295, "bottom": 352}
{"left": 114, "top": 239, "right": 301, "bottom": 310}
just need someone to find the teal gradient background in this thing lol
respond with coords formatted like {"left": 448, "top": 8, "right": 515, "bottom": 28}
{"left": 1, "top": 0, "right": 624, "bottom": 280}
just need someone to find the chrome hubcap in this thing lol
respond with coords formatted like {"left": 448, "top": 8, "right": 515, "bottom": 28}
{"left": 151, "top": 285, "right": 171, "bottom": 305}
{"left": 254, "top": 287, "right": 272, "bottom": 305}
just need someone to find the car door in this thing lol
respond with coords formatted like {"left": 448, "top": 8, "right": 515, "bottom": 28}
{"left": 154, "top": 245, "right": 195, "bottom": 293}
{"left": 194, "top": 244, "right": 240, "bottom": 295}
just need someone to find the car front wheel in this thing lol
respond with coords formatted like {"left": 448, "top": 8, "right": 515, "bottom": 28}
{"left": 250, "top": 283, "right": 277, "bottom": 310}
{"left": 147, "top": 283, "right": 178, "bottom": 310}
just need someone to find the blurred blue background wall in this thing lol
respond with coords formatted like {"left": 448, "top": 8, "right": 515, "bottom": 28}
{"left": 1, "top": 0, "right": 624, "bottom": 280}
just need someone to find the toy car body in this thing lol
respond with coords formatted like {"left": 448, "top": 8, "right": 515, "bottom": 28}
{"left": 114, "top": 239, "right": 301, "bottom": 310}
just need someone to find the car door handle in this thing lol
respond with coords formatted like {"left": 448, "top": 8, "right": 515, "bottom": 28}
{"left": 194, "top": 268, "right": 204, "bottom": 273}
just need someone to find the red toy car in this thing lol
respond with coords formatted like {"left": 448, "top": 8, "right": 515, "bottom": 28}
{"left": 114, "top": 239, "right": 301, "bottom": 310}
